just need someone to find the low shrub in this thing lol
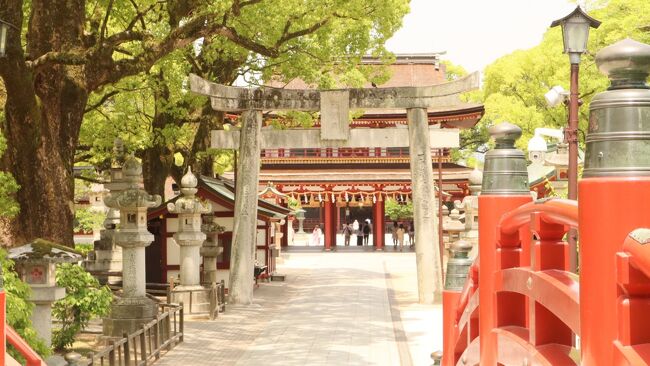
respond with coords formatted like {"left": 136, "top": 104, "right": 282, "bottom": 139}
{"left": 52, "top": 264, "right": 112, "bottom": 350}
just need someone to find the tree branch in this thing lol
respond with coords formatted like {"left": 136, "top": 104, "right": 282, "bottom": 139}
{"left": 84, "top": 90, "right": 120, "bottom": 113}
{"left": 98, "top": 14, "right": 279, "bottom": 87}
{"left": 99, "top": 0, "right": 115, "bottom": 45}
{"left": 73, "top": 173, "right": 106, "bottom": 184}
{"left": 25, "top": 51, "right": 87, "bottom": 69}
{"left": 275, "top": 17, "right": 331, "bottom": 47}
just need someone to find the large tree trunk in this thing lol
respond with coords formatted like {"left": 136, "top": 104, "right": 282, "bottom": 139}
{"left": 142, "top": 145, "right": 174, "bottom": 199}
{"left": 0, "top": 0, "right": 87, "bottom": 246}
{"left": 142, "top": 72, "right": 177, "bottom": 198}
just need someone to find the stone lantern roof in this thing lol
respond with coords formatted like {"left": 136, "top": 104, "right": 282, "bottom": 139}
{"left": 8, "top": 238, "right": 83, "bottom": 263}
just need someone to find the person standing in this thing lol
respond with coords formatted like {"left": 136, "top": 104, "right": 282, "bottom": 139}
{"left": 397, "top": 223, "right": 405, "bottom": 252}
{"left": 363, "top": 219, "right": 371, "bottom": 246}
{"left": 408, "top": 220, "right": 415, "bottom": 247}
{"left": 343, "top": 222, "right": 353, "bottom": 246}
{"left": 354, "top": 224, "right": 365, "bottom": 247}
{"left": 311, "top": 224, "right": 322, "bottom": 246}
{"left": 391, "top": 221, "right": 399, "bottom": 250}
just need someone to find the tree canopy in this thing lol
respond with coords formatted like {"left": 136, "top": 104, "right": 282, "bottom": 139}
{"left": 0, "top": 0, "right": 409, "bottom": 245}
{"left": 460, "top": 0, "right": 650, "bottom": 157}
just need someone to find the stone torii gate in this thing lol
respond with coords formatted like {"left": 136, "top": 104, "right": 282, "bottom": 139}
{"left": 190, "top": 72, "right": 480, "bottom": 305}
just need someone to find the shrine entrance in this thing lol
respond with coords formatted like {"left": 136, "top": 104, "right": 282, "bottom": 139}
{"left": 190, "top": 72, "right": 479, "bottom": 304}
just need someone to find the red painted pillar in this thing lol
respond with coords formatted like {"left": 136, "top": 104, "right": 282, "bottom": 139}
{"left": 580, "top": 179, "right": 650, "bottom": 365}
{"left": 477, "top": 122, "right": 532, "bottom": 365}
{"left": 374, "top": 198, "right": 385, "bottom": 250}
{"left": 442, "top": 290, "right": 461, "bottom": 366}
{"left": 324, "top": 199, "right": 333, "bottom": 251}
{"left": 578, "top": 39, "right": 650, "bottom": 365}
{"left": 0, "top": 285, "right": 5, "bottom": 366}
{"left": 478, "top": 194, "right": 531, "bottom": 365}
{"left": 281, "top": 216, "right": 290, "bottom": 247}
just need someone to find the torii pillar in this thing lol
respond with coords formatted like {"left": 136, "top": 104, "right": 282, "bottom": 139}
{"left": 190, "top": 72, "right": 479, "bottom": 304}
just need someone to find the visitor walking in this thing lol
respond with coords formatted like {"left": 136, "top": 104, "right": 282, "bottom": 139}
{"left": 408, "top": 221, "right": 415, "bottom": 247}
{"left": 311, "top": 225, "right": 322, "bottom": 246}
{"left": 343, "top": 222, "right": 353, "bottom": 246}
{"left": 397, "top": 223, "right": 405, "bottom": 252}
{"left": 391, "top": 221, "right": 399, "bottom": 250}
{"left": 363, "top": 219, "right": 371, "bottom": 246}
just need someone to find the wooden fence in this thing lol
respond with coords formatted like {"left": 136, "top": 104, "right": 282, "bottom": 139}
{"left": 80, "top": 303, "right": 183, "bottom": 366}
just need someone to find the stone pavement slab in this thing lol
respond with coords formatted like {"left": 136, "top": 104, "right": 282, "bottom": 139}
{"left": 156, "top": 250, "right": 440, "bottom": 366}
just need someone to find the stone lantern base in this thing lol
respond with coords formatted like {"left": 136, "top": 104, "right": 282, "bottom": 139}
{"left": 103, "top": 296, "right": 158, "bottom": 337}
{"left": 170, "top": 285, "right": 211, "bottom": 314}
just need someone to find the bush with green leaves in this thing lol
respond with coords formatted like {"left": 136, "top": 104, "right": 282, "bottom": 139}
{"left": 52, "top": 264, "right": 113, "bottom": 351}
{"left": 74, "top": 243, "right": 94, "bottom": 257}
{"left": 0, "top": 250, "right": 50, "bottom": 360}
{"left": 73, "top": 207, "right": 105, "bottom": 234}
{"left": 384, "top": 198, "right": 413, "bottom": 221}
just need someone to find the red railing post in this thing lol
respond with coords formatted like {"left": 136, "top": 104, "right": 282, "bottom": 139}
{"left": 477, "top": 123, "right": 532, "bottom": 365}
{"left": 0, "top": 281, "right": 5, "bottom": 366}
{"left": 528, "top": 213, "right": 573, "bottom": 347}
{"left": 442, "top": 290, "right": 461, "bottom": 366}
{"left": 441, "top": 240, "right": 472, "bottom": 366}
{"left": 579, "top": 39, "right": 650, "bottom": 365}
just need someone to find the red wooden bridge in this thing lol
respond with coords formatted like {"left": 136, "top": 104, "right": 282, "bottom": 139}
{"left": 441, "top": 38, "right": 650, "bottom": 366}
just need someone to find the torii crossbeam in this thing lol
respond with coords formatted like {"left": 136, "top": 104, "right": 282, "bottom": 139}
{"left": 190, "top": 72, "right": 480, "bottom": 305}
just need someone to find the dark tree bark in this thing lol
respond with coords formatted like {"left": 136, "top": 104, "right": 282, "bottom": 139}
{"left": 0, "top": 0, "right": 88, "bottom": 246}
{"left": 0, "top": 0, "right": 342, "bottom": 246}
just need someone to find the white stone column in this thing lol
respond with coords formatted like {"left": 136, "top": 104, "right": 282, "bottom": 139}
{"left": 121, "top": 239, "right": 147, "bottom": 298}
{"left": 168, "top": 168, "right": 210, "bottom": 289}
{"left": 407, "top": 107, "right": 442, "bottom": 304}
{"left": 229, "top": 110, "right": 262, "bottom": 305}
{"left": 103, "top": 155, "right": 161, "bottom": 337}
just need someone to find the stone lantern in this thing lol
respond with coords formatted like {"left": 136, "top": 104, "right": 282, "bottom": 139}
{"left": 200, "top": 214, "right": 224, "bottom": 285}
{"left": 454, "top": 168, "right": 482, "bottom": 253}
{"left": 294, "top": 208, "right": 306, "bottom": 233}
{"left": 168, "top": 167, "right": 211, "bottom": 312}
{"left": 103, "top": 154, "right": 161, "bottom": 337}
{"left": 9, "top": 239, "right": 83, "bottom": 347}
{"left": 86, "top": 138, "right": 129, "bottom": 285}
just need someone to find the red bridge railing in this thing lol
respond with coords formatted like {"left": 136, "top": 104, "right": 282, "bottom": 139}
{"left": 443, "top": 195, "right": 650, "bottom": 365}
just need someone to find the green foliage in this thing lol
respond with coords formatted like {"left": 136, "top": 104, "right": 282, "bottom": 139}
{"left": 441, "top": 60, "right": 468, "bottom": 81}
{"left": 74, "top": 244, "right": 94, "bottom": 257}
{"left": 384, "top": 198, "right": 413, "bottom": 220}
{"left": 287, "top": 197, "right": 301, "bottom": 211}
{"left": 0, "top": 250, "right": 50, "bottom": 359}
{"left": 0, "top": 131, "right": 20, "bottom": 218}
{"left": 78, "top": 0, "right": 410, "bottom": 185}
{"left": 460, "top": 0, "right": 650, "bottom": 157}
{"left": 73, "top": 207, "right": 105, "bottom": 234}
{"left": 52, "top": 264, "right": 113, "bottom": 351}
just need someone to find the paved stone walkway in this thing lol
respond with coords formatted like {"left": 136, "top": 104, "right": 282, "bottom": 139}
{"left": 156, "top": 249, "right": 441, "bottom": 366}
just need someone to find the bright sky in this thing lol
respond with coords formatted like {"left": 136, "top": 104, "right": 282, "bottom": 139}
{"left": 385, "top": 0, "right": 577, "bottom": 72}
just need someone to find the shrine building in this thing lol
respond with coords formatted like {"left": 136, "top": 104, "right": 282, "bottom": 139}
{"left": 223, "top": 53, "right": 485, "bottom": 250}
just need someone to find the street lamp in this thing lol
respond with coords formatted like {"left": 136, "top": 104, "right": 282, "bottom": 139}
{"left": 550, "top": 6, "right": 601, "bottom": 272}
{"left": 0, "top": 19, "right": 18, "bottom": 57}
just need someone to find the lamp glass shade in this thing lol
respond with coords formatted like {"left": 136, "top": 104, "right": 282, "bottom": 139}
{"left": 562, "top": 14, "right": 591, "bottom": 54}
{"left": 0, "top": 22, "right": 7, "bottom": 57}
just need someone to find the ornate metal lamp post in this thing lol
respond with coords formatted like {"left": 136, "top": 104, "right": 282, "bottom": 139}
{"left": 550, "top": 6, "right": 601, "bottom": 271}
